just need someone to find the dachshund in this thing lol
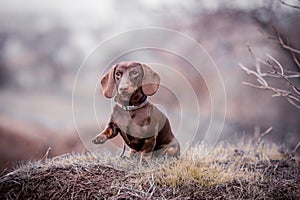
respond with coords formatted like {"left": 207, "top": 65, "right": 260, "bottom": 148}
{"left": 92, "top": 61, "right": 180, "bottom": 162}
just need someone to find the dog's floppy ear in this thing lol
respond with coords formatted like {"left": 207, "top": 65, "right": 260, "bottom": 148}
{"left": 141, "top": 64, "right": 161, "bottom": 96}
{"left": 100, "top": 64, "right": 117, "bottom": 98}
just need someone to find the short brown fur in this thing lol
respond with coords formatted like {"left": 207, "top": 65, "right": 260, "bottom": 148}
{"left": 92, "top": 61, "right": 180, "bottom": 162}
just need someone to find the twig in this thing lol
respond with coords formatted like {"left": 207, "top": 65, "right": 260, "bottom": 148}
{"left": 242, "top": 77, "right": 300, "bottom": 108}
{"left": 292, "top": 141, "right": 300, "bottom": 153}
{"left": 246, "top": 43, "right": 255, "bottom": 58}
{"left": 257, "top": 57, "right": 300, "bottom": 78}
{"left": 266, "top": 54, "right": 283, "bottom": 75}
{"left": 240, "top": 44, "right": 300, "bottom": 109}
{"left": 287, "top": 41, "right": 300, "bottom": 68}
{"left": 259, "top": 27, "right": 300, "bottom": 54}
{"left": 41, "top": 147, "right": 51, "bottom": 162}
{"left": 86, "top": 149, "right": 97, "bottom": 160}
{"left": 263, "top": 26, "right": 300, "bottom": 69}
{"left": 239, "top": 64, "right": 268, "bottom": 86}
{"left": 256, "top": 127, "right": 273, "bottom": 143}
{"left": 266, "top": 57, "right": 300, "bottom": 90}
{"left": 279, "top": 0, "right": 300, "bottom": 10}
{"left": 111, "top": 185, "right": 152, "bottom": 198}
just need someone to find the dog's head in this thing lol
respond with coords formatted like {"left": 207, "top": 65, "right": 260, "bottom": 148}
{"left": 100, "top": 61, "right": 160, "bottom": 100}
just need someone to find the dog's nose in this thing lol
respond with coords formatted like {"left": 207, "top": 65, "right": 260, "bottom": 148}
{"left": 119, "top": 85, "right": 128, "bottom": 92}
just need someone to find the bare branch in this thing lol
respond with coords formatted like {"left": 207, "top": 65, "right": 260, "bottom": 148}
{"left": 292, "top": 141, "right": 300, "bottom": 153}
{"left": 41, "top": 147, "right": 51, "bottom": 163}
{"left": 279, "top": 0, "right": 300, "bottom": 10}
{"left": 239, "top": 64, "right": 268, "bottom": 86}
{"left": 256, "top": 127, "right": 273, "bottom": 143}
{"left": 287, "top": 97, "right": 300, "bottom": 108}
{"left": 272, "top": 26, "right": 300, "bottom": 69}
{"left": 259, "top": 27, "right": 300, "bottom": 56}
{"left": 247, "top": 45, "right": 300, "bottom": 78}
{"left": 267, "top": 54, "right": 284, "bottom": 75}
{"left": 289, "top": 45, "right": 300, "bottom": 68}
{"left": 242, "top": 27, "right": 300, "bottom": 109}
{"left": 265, "top": 56, "right": 300, "bottom": 91}
{"left": 292, "top": 85, "right": 300, "bottom": 95}
{"left": 279, "top": 40, "right": 300, "bottom": 55}
{"left": 246, "top": 43, "right": 255, "bottom": 58}
{"left": 240, "top": 61, "right": 300, "bottom": 109}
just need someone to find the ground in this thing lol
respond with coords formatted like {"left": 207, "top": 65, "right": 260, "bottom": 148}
{"left": 0, "top": 140, "right": 299, "bottom": 199}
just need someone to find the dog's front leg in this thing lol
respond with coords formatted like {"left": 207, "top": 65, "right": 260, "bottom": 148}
{"left": 92, "top": 122, "right": 118, "bottom": 144}
{"left": 129, "top": 149, "right": 138, "bottom": 158}
{"left": 140, "top": 134, "right": 157, "bottom": 162}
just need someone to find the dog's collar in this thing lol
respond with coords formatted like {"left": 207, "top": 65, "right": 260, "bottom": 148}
{"left": 116, "top": 99, "right": 148, "bottom": 111}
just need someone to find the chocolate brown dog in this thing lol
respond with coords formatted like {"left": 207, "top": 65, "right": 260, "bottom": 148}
{"left": 92, "top": 61, "right": 180, "bottom": 162}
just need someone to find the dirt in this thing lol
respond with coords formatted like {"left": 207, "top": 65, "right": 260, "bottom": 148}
{"left": 0, "top": 157, "right": 299, "bottom": 199}
{"left": 0, "top": 164, "right": 128, "bottom": 199}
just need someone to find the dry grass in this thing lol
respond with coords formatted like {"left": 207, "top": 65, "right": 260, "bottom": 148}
{"left": 0, "top": 139, "right": 299, "bottom": 199}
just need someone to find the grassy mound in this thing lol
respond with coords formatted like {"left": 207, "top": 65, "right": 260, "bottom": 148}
{"left": 0, "top": 140, "right": 299, "bottom": 199}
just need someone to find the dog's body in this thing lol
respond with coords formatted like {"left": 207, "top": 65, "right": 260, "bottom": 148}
{"left": 92, "top": 61, "right": 180, "bottom": 161}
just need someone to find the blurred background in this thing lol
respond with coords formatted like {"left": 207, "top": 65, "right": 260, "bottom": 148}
{"left": 0, "top": 0, "right": 299, "bottom": 172}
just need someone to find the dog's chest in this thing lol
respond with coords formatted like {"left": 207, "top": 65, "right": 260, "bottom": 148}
{"left": 112, "top": 105, "right": 157, "bottom": 138}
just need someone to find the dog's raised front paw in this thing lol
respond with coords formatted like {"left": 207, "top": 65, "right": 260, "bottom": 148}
{"left": 92, "top": 134, "right": 108, "bottom": 144}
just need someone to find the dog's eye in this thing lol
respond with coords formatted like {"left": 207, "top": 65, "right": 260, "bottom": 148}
{"left": 131, "top": 70, "right": 139, "bottom": 77}
{"left": 115, "top": 71, "right": 122, "bottom": 79}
